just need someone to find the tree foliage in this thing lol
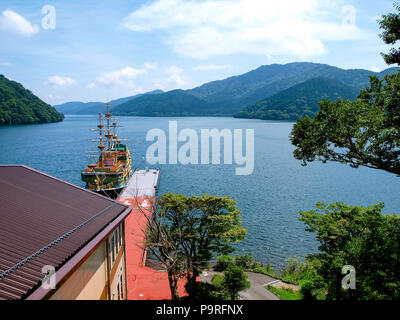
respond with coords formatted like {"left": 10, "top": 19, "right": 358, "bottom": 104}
{"left": 142, "top": 197, "right": 187, "bottom": 300}
{"left": 0, "top": 75, "right": 64, "bottom": 126}
{"left": 222, "top": 264, "right": 251, "bottom": 300}
{"left": 142, "top": 192, "right": 247, "bottom": 299}
{"left": 235, "top": 77, "right": 360, "bottom": 121}
{"left": 379, "top": 2, "right": 400, "bottom": 65}
{"left": 290, "top": 72, "right": 400, "bottom": 176}
{"left": 289, "top": 4, "right": 400, "bottom": 301}
{"left": 158, "top": 192, "right": 247, "bottom": 283}
{"left": 299, "top": 202, "right": 400, "bottom": 300}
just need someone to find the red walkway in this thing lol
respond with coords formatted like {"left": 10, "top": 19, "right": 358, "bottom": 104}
{"left": 117, "top": 172, "right": 187, "bottom": 300}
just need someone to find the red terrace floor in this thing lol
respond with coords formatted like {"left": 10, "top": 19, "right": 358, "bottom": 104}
{"left": 118, "top": 196, "right": 187, "bottom": 300}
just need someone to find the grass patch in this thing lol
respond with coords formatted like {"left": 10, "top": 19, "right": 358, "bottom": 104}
{"left": 246, "top": 265, "right": 279, "bottom": 279}
{"left": 266, "top": 286, "right": 303, "bottom": 300}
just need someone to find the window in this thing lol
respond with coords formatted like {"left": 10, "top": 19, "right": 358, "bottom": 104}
{"left": 119, "top": 273, "right": 124, "bottom": 300}
{"left": 115, "top": 228, "right": 119, "bottom": 253}
{"left": 109, "top": 224, "right": 124, "bottom": 269}
{"left": 119, "top": 224, "right": 123, "bottom": 246}
{"left": 111, "top": 235, "right": 115, "bottom": 263}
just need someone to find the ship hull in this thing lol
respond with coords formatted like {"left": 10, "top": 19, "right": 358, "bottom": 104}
{"left": 94, "top": 187, "right": 124, "bottom": 199}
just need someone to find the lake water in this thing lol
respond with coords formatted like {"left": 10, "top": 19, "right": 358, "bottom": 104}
{"left": 1, "top": 115, "right": 399, "bottom": 269}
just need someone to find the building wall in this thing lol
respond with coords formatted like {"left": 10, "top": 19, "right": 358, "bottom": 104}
{"left": 107, "top": 222, "right": 126, "bottom": 300}
{"left": 48, "top": 222, "right": 126, "bottom": 300}
{"left": 49, "top": 242, "right": 108, "bottom": 300}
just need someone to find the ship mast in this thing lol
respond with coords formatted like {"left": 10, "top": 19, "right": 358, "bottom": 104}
{"left": 105, "top": 103, "right": 113, "bottom": 153}
{"left": 97, "top": 113, "right": 105, "bottom": 168}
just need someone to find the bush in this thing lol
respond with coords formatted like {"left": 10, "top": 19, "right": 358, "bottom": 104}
{"left": 184, "top": 281, "right": 219, "bottom": 300}
{"left": 214, "top": 255, "right": 234, "bottom": 271}
{"left": 234, "top": 253, "right": 255, "bottom": 269}
{"left": 281, "top": 257, "right": 302, "bottom": 284}
{"left": 223, "top": 264, "right": 251, "bottom": 300}
{"left": 211, "top": 274, "right": 229, "bottom": 299}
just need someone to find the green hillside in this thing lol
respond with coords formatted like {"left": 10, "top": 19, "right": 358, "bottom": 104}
{"left": 110, "top": 63, "right": 398, "bottom": 116}
{"left": 112, "top": 89, "right": 217, "bottom": 116}
{"left": 0, "top": 75, "right": 64, "bottom": 126}
{"left": 234, "top": 77, "right": 360, "bottom": 121}
{"left": 188, "top": 62, "right": 392, "bottom": 111}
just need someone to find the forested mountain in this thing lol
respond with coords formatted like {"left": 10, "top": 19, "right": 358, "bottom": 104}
{"left": 0, "top": 75, "right": 64, "bottom": 126}
{"left": 54, "top": 101, "right": 103, "bottom": 115}
{"left": 234, "top": 77, "right": 361, "bottom": 120}
{"left": 110, "top": 63, "right": 398, "bottom": 117}
{"left": 54, "top": 63, "right": 398, "bottom": 118}
{"left": 188, "top": 62, "right": 380, "bottom": 111}
{"left": 54, "top": 90, "right": 163, "bottom": 115}
{"left": 112, "top": 89, "right": 215, "bottom": 116}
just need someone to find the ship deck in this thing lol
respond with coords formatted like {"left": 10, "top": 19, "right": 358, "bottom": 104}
{"left": 117, "top": 169, "right": 187, "bottom": 300}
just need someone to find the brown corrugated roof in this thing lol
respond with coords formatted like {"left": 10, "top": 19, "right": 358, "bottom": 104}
{"left": 0, "top": 165, "right": 130, "bottom": 300}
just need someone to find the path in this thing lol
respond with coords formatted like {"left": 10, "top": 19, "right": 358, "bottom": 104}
{"left": 200, "top": 270, "right": 280, "bottom": 300}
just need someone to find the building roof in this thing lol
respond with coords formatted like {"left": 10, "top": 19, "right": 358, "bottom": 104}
{"left": 0, "top": 165, "right": 131, "bottom": 300}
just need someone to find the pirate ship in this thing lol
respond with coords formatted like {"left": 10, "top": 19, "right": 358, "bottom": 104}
{"left": 81, "top": 104, "right": 132, "bottom": 198}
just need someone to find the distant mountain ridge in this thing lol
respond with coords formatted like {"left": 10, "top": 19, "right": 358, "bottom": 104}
{"left": 188, "top": 62, "right": 375, "bottom": 110}
{"left": 0, "top": 75, "right": 64, "bottom": 126}
{"left": 56, "top": 62, "right": 399, "bottom": 118}
{"left": 112, "top": 62, "right": 398, "bottom": 117}
{"left": 54, "top": 90, "right": 163, "bottom": 115}
{"left": 113, "top": 89, "right": 216, "bottom": 117}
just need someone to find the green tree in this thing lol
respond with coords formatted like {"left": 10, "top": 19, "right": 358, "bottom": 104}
{"left": 299, "top": 203, "right": 400, "bottom": 300}
{"left": 222, "top": 264, "right": 251, "bottom": 300}
{"left": 184, "top": 281, "right": 221, "bottom": 300}
{"left": 379, "top": 2, "right": 400, "bottom": 65}
{"left": 158, "top": 193, "right": 247, "bottom": 284}
{"left": 290, "top": 72, "right": 400, "bottom": 176}
{"left": 290, "top": 3, "right": 400, "bottom": 174}
{"left": 214, "top": 254, "right": 234, "bottom": 272}
{"left": 289, "top": 3, "right": 400, "bottom": 301}
{"left": 142, "top": 193, "right": 247, "bottom": 299}
{"left": 142, "top": 198, "right": 187, "bottom": 300}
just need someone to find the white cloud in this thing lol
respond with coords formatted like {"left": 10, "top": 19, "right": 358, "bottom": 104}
{"left": 153, "top": 73, "right": 186, "bottom": 91}
{"left": 167, "top": 73, "right": 185, "bottom": 87}
{"left": 152, "top": 65, "right": 187, "bottom": 91}
{"left": 370, "top": 66, "right": 382, "bottom": 73}
{"left": 193, "top": 64, "right": 233, "bottom": 71}
{"left": 156, "top": 65, "right": 186, "bottom": 90}
{"left": 145, "top": 62, "right": 158, "bottom": 70}
{"left": 87, "top": 83, "right": 96, "bottom": 89}
{"left": 164, "top": 65, "right": 184, "bottom": 74}
{"left": 45, "top": 94, "right": 61, "bottom": 100}
{"left": 96, "top": 66, "right": 148, "bottom": 89}
{"left": 122, "top": 0, "right": 367, "bottom": 59}
{"left": 0, "top": 10, "right": 39, "bottom": 36}
{"left": 46, "top": 76, "right": 76, "bottom": 88}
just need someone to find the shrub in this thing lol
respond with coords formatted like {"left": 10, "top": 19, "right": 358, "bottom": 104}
{"left": 214, "top": 255, "right": 234, "bottom": 271}
{"left": 234, "top": 253, "right": 255, "bottom": 269}
{"left": 184, "top": 281, "right": 219, "bottom": 300}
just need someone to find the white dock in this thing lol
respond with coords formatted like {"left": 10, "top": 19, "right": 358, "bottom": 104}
{"left": 119, "top": 169, "right": 160, "bottom": 198}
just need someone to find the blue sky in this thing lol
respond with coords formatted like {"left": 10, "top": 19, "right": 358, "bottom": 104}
{"left": 0, "top": 0, "right": 397, "bottom": 105}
